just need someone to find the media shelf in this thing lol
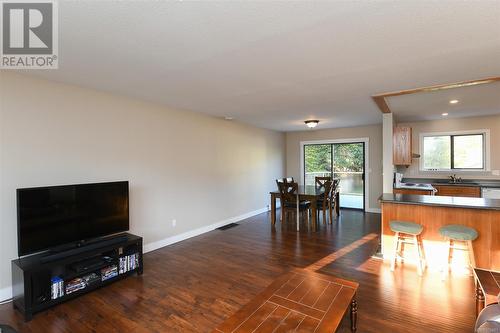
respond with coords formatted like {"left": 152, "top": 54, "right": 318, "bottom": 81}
{"left": 11, "top": 233, "right": 143, "bottom": 321}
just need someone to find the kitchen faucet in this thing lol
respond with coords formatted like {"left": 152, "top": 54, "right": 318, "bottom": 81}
{"left": 449, "top": 174, "right": 462, "bottom": 183}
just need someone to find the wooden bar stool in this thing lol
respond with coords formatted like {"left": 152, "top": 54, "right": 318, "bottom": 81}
{"left": 389, "top": 221, "right": 425, "bottom": 276}
{"left": 439, "top": 224, "right": 478, "bottom": 280}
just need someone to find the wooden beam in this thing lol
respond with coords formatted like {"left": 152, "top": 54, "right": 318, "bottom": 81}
{"left": 371, "top": 76, "right": 500, "bottom": 114}
{"left": 371, "top": 96, "right": 391, "bottom": 113}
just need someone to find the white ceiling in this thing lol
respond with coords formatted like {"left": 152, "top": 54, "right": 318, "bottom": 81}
{"left": 21, "top": 1, "right": 500, "bottom": 131}
{"left": 388, "top": 81, "right": 500, "bottom": 122}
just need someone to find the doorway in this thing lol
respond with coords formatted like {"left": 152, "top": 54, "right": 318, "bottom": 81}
{"left": 301, "top": 139, "right": 367, "bottom": 210}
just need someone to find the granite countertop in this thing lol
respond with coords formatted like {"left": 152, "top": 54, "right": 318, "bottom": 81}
{"left": 380, "top": 193, "right": 500, "bottom": 210}
{"left": 403, "top": 178, "right": 500, "bottom": 188}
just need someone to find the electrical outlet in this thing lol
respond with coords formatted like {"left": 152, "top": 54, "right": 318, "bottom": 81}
{"left": 492, "top": 170, "right": 500, "bottom": 176}
{"left": 172, "top": 219, "right": 177, "bottom": 227}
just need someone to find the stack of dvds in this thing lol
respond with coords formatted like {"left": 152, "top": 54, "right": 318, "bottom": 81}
{"left": 119, "top": 253, "right": 139, "bottom": 274}
{"left": 51, "top": 276, "right": 64, "bottom": 300}
{"left": 101, "top": 265, "right": 118, "bottom": 281}
{"left": 65, "top": 278, "right": 86, "bottom": 295}
{"left": 82, "top": 272, "right": 100, "bottom": 286}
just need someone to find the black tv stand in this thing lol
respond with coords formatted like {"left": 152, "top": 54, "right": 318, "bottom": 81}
{"left": 11, "top": 233, "right": 143, "bottom": 321}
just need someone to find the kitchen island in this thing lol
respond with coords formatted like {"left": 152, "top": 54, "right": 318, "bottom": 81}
{"left": 380, "top": 193, "right": 500, "bottom": 271}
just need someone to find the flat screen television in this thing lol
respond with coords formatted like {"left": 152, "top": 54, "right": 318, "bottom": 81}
{"left": 17, "top": 181, "right": 129, "bottom": 256}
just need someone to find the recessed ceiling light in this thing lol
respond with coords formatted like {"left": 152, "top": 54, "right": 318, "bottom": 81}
{"left": 305, "top": 120, "right": 319, "bottom": 128}
{"left": 449, "top": 99, "right": 459, "bottom": 104}
{"left": 442, "top": 113, "right": 449, "bottom": 116}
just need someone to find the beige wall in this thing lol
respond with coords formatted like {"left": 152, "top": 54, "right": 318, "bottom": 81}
{"left": 285, "top": 124, "right": 383, "bottom": 211}
{"left": 397, "top": 115, "right": 500, "bottom": 179}
{"left": 0, "top": 72, "right": 285, "bottom": 294}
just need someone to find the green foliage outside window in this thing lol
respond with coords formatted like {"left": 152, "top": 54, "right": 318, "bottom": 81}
{"left": 423, "top": 134, "right": 483, "bottom": 170}
{"left": 305, "top": 145, "right": 331, "bottom": 173}
{"left": 304, "top": 143, "right": 364, "bottom": 174}
{"left": 333, "top": 144, "right": 364, "bottom": 172}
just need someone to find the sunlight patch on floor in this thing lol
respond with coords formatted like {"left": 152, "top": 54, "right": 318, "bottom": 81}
{"left": 304, "top": 233, "right": 379, "bottom": 271}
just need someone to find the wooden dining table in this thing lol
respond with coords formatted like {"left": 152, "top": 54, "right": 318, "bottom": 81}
{"left": 213, "top": 268, "right": 358, "bottom": 333}
{"left": 270, "top": 183, "right": 340, "bottom": 231}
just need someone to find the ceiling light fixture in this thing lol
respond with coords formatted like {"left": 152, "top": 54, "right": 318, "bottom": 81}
{"left": 449, "top": 99, "right": 459, "bottom": 104}
{"left": 224, "top": 116, "right": 233, "bottom": 120}
{"left": 305, "top": 120, "right": 319, "bottom": 128}
{"left": 442, "top": 113, "right": 449, "bottom": 116}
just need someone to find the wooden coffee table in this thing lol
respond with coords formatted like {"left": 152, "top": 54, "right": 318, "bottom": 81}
{"left": 213, "top": 269, "right": 359, "bottom": 332}
{"left": 474, "top": 268, "right": 500, "bottom": 317}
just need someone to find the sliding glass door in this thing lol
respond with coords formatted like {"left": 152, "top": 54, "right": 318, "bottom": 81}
{"left": 304, "top": 142, "right": 365, "bottom": 210}
{"left": 333, "top": 143, "right": 364, "bottom": 209}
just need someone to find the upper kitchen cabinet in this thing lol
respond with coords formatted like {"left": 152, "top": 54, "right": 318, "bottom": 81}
{"left": 393, "top": 126, "right": 412, "bottom": 166}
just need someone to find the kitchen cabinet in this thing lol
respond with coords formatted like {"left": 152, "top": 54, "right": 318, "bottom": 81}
{"left": 393, "top": 126, "right": 412, "bottom": 166}
{"left": 434, "top": 185, "right": 481, "bottom": 198}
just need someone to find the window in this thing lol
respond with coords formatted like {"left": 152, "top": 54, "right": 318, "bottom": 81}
{"left": 421, "top": 132, "right": 486, "bottom": 170}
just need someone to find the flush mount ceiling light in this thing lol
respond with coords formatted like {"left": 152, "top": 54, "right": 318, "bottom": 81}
{"left": 305, "top": 120, "right": 319, "bottom": 128}
{"left": 442, "top": 112, "right": 449, "bottom": 116}
{"left": 449, "top": 99, "right": 459, "bottom": 104}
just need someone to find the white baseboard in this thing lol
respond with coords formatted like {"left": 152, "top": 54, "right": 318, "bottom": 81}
{"left": 144, "top": 206, "right": 269, "bottom": 253}
{"left": 0, "top": 287, "right": 12, "bottom": 303}
{"left": 366, "top": 208, "right": 381, "bottom": 214}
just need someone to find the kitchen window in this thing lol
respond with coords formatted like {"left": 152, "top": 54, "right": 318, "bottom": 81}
{"left": 420, "top": 130, "right": 489, "bottom": 171}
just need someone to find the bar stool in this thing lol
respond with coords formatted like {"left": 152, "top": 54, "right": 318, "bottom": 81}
{"left": 439, "top": 224, "right": 478, "bottom": 280}
{"left": 389, "top": 221, "right": 425, "bottom": 276}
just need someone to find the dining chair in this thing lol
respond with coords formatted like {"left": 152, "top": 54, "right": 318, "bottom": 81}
{"left": 315, "top": 176, "right": 331, "bottom": 203}
{"left": 330, "top": 179, "right": 340, "bottom": 218}
{"left": 276, "top": 180, "right": 310, "bottom": 226}
{"left": 315, "top": 176, "right": 332, "bottom": 187}
{"left": 277, "top": 177, "right": 294, "bottom": 183}
{"left": 315, "top": 180, "right": 333, "bottom": 224}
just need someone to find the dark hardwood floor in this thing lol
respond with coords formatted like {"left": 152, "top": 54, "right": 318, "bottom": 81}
{"left": 0, "top": 210, "right": 476, "bottom": 332}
